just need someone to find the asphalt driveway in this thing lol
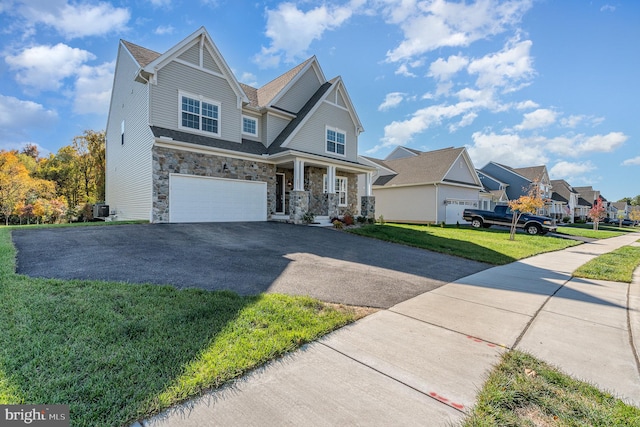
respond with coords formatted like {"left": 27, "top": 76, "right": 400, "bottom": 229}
{"left": 12, "top": 222, "right": 489, "bottom": 308}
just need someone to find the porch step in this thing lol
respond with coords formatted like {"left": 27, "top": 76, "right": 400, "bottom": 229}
{"left": 309, "top": 216, "right": 333, "bottom": 227}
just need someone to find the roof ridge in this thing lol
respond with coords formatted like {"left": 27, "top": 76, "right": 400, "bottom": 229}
{"left": 121, "top": 40, "right": 162, "bottom": 67}
{"left": 257, "top": 56, "right": 315, "bottom": 107}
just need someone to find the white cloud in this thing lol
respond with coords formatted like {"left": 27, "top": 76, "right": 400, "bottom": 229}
{"left": 17, "top": 0, "right": 130, "bottom": 39}
{"left": 428, "top": 55, "right": 469, "bottom": 80}
{"left": 384, "top": 0, "right": 533, "bottom": 62}
{"left": 154, "top": 25, "right": 175, "bottom": 35}
{"left": 546, "top": 132, "right": 627, "bottom": 157}
{"left": 0, "top": 94, "right": 58, "bottom": 136}
{"left": 449, "top": 112, "right": 477, "bottom": 132}
{"left": 5, "top": 43, "right": 95, "bottom": 91}
{"left": 378, "top": 92, "right": 405, "bottom": 111}
{"left": 601, "top": 4, "right": 616, "bottom": 12}
{"left": 395, "top": 63, "right": 416, "bottom": 77}
{"left": 466, "top": 131, "right": 549, "bottom": 168}
{"left": 74, "top": 61, "right": 114, "bottom": 115}
{"left": 514, "top": 108, "right": 557, "bottom": 130}
{"left": 467, "top": 38, "right": 535, "bottom": 91}
{"left": 255, "top": 2, "right": 356, "bottom": 66}
{"left": 515, "top": 100, "right": 539, "bottom": 110}
{"left": 238, "top": 72, "right": 258, "bottom": 87}
{"left": 549, "top": 160, "right": 595, "bottom": 180}
{"left": 622, "top": 156, "right": 640, "bottom": 166}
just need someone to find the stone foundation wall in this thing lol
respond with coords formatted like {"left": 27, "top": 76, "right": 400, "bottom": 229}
{"left": 304, "top": 167, "right": 358, "bottom": 216}
{"left": 152, "top": 146, "right": 276, "bottom": 222}
{"left": 361, "top": 196, "right": 376, "bottom": 219}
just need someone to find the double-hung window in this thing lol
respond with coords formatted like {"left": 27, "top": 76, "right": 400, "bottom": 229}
{"left": 326, "top": 127, "right": 345, "bottom": 155}
{"left": 179, "top": 92, "right": 220, "bottom": 136}
{"left": 242, "top": 115, "right": 258, "bottom": 136}
{"left": 323, "top": 175, "right": 348, "bottom": 207}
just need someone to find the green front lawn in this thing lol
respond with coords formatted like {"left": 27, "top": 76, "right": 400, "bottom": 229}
{"left": 0, "top": 227, "right": 366, "bottom": 426}
{"left": 348, "top": 224, "right": 580, "bottom": 265}
{"left": 555, "top": 224, "right": 625, "bottom": 239}
{"left": 573, "top": 244, "right": 640, "bottom": 283}
{"left": 463, "top": 350, "right": 640, "bottom": 426}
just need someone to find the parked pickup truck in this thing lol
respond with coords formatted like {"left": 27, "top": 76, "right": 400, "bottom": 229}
{"left": 462, "top": 205, "right": 556, "bottom": 235}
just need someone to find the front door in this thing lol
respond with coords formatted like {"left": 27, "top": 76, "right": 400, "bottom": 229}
{"left": 276, "top": 173, "right": 285, "bottom": 214}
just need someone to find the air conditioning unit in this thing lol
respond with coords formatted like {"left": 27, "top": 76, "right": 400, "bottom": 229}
{"left": 93, "top": 204, "right": 110, "bottom": 218}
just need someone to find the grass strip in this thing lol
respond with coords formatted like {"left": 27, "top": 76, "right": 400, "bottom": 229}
{"left": 0, "top": 227, "right": 367, "bottom": 426}
{"left": 573, "top": 245, "right": 640, "bottom": 283}
{"left": 463, "top": 350, "right": 640, "bottom": 426}
{"left": 348, "top": 224, "right": 580, "bottom": 265}
{"left": 555, "top": 225, "right": 624, "bottom": 239}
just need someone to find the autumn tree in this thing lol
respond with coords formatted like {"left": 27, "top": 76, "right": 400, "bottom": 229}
{"left": 507, "top": 182, "right": 546, "bottom": 241}
{"left": 587, "top": 198, "right": 606, "bottom": 231}
{"left": 38, "top": 130, "right": 106, "bottom": 208}
{"left": 0, "top": 151, "right": 31, "bottom": 225}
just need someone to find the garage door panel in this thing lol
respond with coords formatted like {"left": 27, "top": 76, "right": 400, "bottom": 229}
{"left": 170, "top": 174, "right": 267, "bottom": 223}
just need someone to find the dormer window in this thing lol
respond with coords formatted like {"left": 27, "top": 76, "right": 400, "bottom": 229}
{"left": 179, "top": 91, "right": 220, "bottom": 136}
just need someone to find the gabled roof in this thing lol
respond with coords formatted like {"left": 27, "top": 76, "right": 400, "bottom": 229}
{"left": 573, "top": 186, "right": 599, "bottom": 204}
{"left": 477, "top": 170, "right": 508, "bottom": 188}
{"left": 121, "top": 40, "right": 160, "bottom": 67}
{"left": 257, "top": 57, "right": 316, "bottom": 108}
{"left": 384, "top": 146, "right": 423, "bottom": 161}
{"left": 550, "top": 179, "right": 578, "bottom": 200}
{"left": 132, "top": 27, "right": 248, "bottom": 105}
{"left": 513, "top": 165, "right": 549, "bottom": 183}
{"left": 371, "top": 147, "right": 481, "bottom": 188}
{"left": 267, "top": 82, "right": 332, "bottom": 154}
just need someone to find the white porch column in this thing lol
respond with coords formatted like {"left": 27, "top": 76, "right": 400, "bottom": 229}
{"left": 293, "top": 159, "right": 305, "bottom": 191}
{"left": 365, "top": 171, "right": 373, "bottom": 196}
{"left": 326, "top": 165, "right": 336, "bottom": 193}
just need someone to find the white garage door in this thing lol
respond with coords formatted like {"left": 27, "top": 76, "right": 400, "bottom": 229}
{"left": 169, "top": 174, "right": 267, "bottom": 222}
{"left": 445, "top": 200, "right": 475, "bottom": 225}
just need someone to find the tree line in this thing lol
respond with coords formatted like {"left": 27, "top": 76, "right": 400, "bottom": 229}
{"left": 0, "top": 130, "right": 105, "bottom": 226}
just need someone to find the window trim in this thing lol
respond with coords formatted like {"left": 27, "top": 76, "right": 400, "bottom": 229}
{"left": 178, "top": 90, "right": 221, "bottom": 137}
{"left": 241, "top": 115, "right": 259, "bottom": 137}
{"left": 325, "top": 126, "right": 346, "bottom": 157}
{"left": 323, "top": 174, "right": 348, "bottom": 207}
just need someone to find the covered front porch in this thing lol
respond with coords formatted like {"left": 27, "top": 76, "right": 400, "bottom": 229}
{"left": 270, "top": 154, "right": 375, "bottom": 224}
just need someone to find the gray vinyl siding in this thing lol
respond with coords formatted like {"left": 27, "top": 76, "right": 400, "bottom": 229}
{"left": 203, "top": 46, "right": 221, "bottom": 74}
{"left": 149, "top": 60, "right": 242, "bottom": 143}
{"left": 177, "top": 42, "right": 199, "bottom": 65}
{"left": 285, "top": 98, "right": 358, "bottom": 162}
{"left": 266, "top": 113, "right": 290, "bottom": 147}
{"left": 336, "top": 90, "right": 347, "bottom": 108}
{"left": 444, "top": 156, "right": 477, "bottom": 184}
{"left": 273, "top": 67, "right": 321, "bottom": 113}
{"left": 105, "top": 44, "right": 154, "bottom": 220}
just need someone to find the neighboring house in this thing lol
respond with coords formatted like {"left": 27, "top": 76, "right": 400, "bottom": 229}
{"left": 573, "top": 186, "right": 600, "bottom": 221}
{"left": 476, "top": 170, "right": 509, "bottom": 210}
{"left": 550, "top": 179, "right": 580, "bottom": 223}
{"left": 478, "top": 162, "right": 553, "bottom": 215}
{"left": 363, "top": 146, "right": 483, "bottom": 224}
{"left": 106, "top": 27, "right": 375, "bottom": 223}
{"left": 612, "top": 201, "right": 629, "bottom": 219}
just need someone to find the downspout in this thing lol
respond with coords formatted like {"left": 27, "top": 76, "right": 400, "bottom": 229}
{"left": 434, "top": 183, "right": 439, "bottom": 224}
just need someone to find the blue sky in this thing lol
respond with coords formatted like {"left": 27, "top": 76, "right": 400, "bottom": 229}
{"left": 1, "top": 0, "right": 638, "bottom": 201}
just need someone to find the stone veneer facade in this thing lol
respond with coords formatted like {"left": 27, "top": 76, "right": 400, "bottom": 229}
{"left": 151, "top": 147, "right": 365, "bottom": 223}
{"left": 305, "top": 166, "right": 358, "bottom": 216}
{"left": 152, "top": 146, "right": 276, "bottom": 222}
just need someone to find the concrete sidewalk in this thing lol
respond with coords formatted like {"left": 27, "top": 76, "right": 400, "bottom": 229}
{"left": 139, "top": 232, "right": 640, "bottom": 427}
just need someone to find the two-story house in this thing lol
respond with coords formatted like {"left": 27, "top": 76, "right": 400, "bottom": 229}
{"left": 106, "top": 27, "right": 375, "bottom": 224}
{"left": 477, "top": 162, "right": 553, "bottom": 216}
{"left": 550, "top": 179, "right": 580, "bottom": 222}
